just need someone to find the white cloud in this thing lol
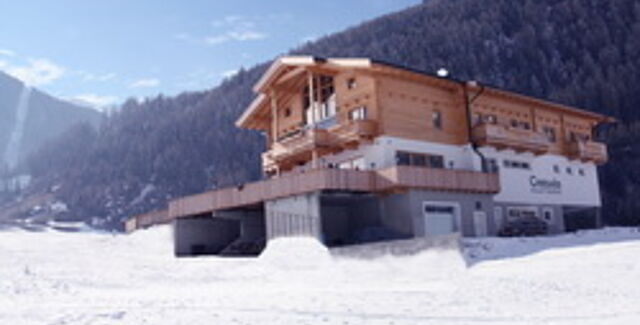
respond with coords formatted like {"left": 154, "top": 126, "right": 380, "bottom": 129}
{"left": 204, "top": 14, "right": 268, "bottom": 45}
{"left": 205, "top": 30, "right": 267, "bottom": 45}
{"left": 129, "top": 78, "right": 160, "bottom": 88}
{"left": 67, "top": 94, "right": 119, "bottom": 110}
{"left": 78, "top": 71, "right": 117, "bottom": 82}
{"left": 5, "top": 58, "right": 66, "bottom": 86}
{"left": 221, "top": 69, "right": 239, "bottom": 79}
{"left": 0, "top": 49, "right": 15, "bottom": 57}
{"left": 0, "top": 60, "right": 7, "bottom": 69}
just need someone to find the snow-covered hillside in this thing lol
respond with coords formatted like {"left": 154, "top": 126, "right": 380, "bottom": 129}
{"left": 1, "top": 227, "right": 639, "bottom": 324}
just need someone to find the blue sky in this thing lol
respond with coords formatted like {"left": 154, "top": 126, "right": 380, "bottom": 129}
{"left": 0, "top": 0, "right": 420, "bottom": 110}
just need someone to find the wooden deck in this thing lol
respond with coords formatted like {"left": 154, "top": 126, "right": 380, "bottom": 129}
{"left": 168, "top": 166, "right": 500, "bottom": 219}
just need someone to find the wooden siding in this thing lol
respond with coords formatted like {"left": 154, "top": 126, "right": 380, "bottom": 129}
{"left": 375, "top": 74, "right": 468, "bottom": 145}
{"left": 246, "top": 57, "right": 611, "bottom": 173}
{"left": 168, "top": 167, "right": 500, "bottom": 219}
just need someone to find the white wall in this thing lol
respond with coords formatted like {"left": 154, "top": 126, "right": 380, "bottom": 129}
{"left": 301, "top": 136, "right": 480, "bottom": 172}
{"left": 481, "top": 147, "right": 601, "bottom": 207}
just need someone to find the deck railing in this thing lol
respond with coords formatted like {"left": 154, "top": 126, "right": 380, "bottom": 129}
{"left": 472, "top": 123, "right": 550, "bottom": 154}
{"left": 567, "top": 140, "right": 608, "bottom": 164}
{"left": 168, "top": 166, "right": 499, "bottom": 219}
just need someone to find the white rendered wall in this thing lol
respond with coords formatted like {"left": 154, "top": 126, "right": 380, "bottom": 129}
{"left": 480, "top": 147, "right": 601, "bottom": 207}
{"left": 300, "top": 135, "right": 480, "bottom": 172}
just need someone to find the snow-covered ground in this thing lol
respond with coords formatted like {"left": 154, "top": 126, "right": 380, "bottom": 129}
{"left": 1, "top": 226, "right": 640, "bottom": 324}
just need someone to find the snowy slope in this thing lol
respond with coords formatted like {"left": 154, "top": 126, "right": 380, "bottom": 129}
{"left": 1, "top": 227, "right": 639, "bottom": 324}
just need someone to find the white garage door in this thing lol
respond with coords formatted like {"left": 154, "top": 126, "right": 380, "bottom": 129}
{"left": 423, "top": 203, "right": 458, "bottom": 236}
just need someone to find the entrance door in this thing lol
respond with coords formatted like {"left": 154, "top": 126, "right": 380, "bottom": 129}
{"left": 473, "top": 211, "right": 488, "bottom": 237}
{"left": 423, "top": 203, "right": 457, "bottom": 236}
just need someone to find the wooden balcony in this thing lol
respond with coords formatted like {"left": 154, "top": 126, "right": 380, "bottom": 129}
{"left": 472, "top": 123, "right": 550, "bottom": 154}
{"left": 169, "top": 166, "right": 500, "bottom": 219}
{"left": 567, "top": 140, "right": 608, "bottom": 164}
{"left": 330, "top": 119, "right": 378, "bottom": 146}
{"left": 264, "top": 120, "right": 378, "bottom": 169}
{"left": 269, "top": 128, "right": 332, "bottom": 161}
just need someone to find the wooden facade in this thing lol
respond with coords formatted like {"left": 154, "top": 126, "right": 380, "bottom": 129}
{"left": 237, "top": 57, "right": 611, "bottom": 175}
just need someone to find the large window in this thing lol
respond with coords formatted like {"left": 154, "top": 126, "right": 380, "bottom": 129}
{"left": 303, "top": 74, "right": 336, "bottom": 125}
{"left": 396, "top": 151, "right": 444, "bottom": 168}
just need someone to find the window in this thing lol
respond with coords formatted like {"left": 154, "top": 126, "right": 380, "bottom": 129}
{"left": 283, "top": 108, "right": 291, "bottom": 117}
{"left": 302, "top": 74, "right": 335, "bottom": 125}
{"left": 395, "top": 151, "right": 444, "bottom": 168}
{"left": 510, "top": 119, "right": 519, "bottom": 128}
{"left": 484, "top": 114, "right": 497, "bottom": 124}
{"left": 566, "top": 167, "right": 573, "bottom": 175}
{"left": 396, "top": 151, "right": 411, "bottom": 166}
{"left": 413, "top": 154, "right": 427, "bottom": 167}
{"left": 520, "top": 121, "right": 531, "bottom": 130}
{"left": 428, "top": 155, "right": 445, "bottom": 168}
{"left": 578, "top": 168, "right": 585, "bottom": 176}
{"left": 347, "top": 78, "right": 357, "bottom": 89}
{"left": 543, "top": 126, "right": 556, "bottom": 142}
{"left": 503, "top": 159, "right": 531, "bottom": 170}
{"left": 472, "top": 113, "right": 482, "bottom": 126}
{"left": 483, "top": 158, "right": 499, "bottom": 173}
{"left": 348, "top": 106, "right": 368, "bottom": 121}
{"left": 553, "top": 165, "right": 560, "bottom": 173}
{"left": 432, "top": 110, "right": 442, "bottom": 129}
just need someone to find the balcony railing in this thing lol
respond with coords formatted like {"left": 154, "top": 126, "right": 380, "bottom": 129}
{"left": 330, "top": 119, "right": 378, "bottom": 145}
{"left": 169, "top": 166, "right": 500, "bottom": 219}
{"left": 472, "top": 123, "right": 551, "bottom": 154}
{"left": 567, "top": 140, "right": 608, "bottom": 164}
{"left": 269, "top": 128, "right": 332, "bottom": 161}
{"left": 265, "top": 119, "right": 378, "bottom": 167}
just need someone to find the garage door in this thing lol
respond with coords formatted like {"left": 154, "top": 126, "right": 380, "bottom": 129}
{"left": 423, "top": 204, "right": 457, "bottom": 236}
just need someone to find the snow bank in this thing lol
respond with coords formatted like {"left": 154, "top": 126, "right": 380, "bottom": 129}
{"left": 1, "top": 226, "right": 640, "bottom": 324}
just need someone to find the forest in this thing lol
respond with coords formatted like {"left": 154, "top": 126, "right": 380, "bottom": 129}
{"left": 23, "top": 0, "right": 640, "bottom": 229}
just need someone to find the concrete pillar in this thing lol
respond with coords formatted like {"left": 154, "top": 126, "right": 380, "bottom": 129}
{"left": 264, "top": 192, "right": 322, "bottom": 241}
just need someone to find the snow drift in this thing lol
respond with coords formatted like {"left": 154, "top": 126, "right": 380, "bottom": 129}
{"left": 1, "top": 226, "right": 640, "bottom": 324}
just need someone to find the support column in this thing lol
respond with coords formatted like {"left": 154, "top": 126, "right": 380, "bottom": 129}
{"left": 307, "top": 71, "right": 316, "bottom": 126}
{"left": 270, "top": 90, "right": 278, "bottom": 143}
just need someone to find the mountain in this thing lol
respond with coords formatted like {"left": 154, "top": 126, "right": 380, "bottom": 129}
{"left": 21, "top": 0, "right": 640, "bottom": 229}
{"left": 0, "top": 71, "right": 102, "bottom": 173}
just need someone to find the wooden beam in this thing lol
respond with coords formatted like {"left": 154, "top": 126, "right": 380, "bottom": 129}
{"left": 307, "top": 71, "right": 316, "bottom": 125}
{"left": 270, "top": 90, "right": 278, "bottom": 143}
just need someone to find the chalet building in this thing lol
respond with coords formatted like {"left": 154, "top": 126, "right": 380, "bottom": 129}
{"left": 166, "top": 56, "right": 612, "bottom": 256}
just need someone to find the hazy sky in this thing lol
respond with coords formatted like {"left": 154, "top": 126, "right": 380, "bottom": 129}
{"left": 0, "top": 0, "right": 420, "bottom": 110}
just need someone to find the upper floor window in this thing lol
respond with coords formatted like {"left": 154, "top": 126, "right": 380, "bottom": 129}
{"left": 543, "top": 126, "right": 557, "bottom": 142}
{"left": 432, "top": 110, "right": 442, "bottom": 129}
{"left": 484, "top": 114, "right": 497, "bottom": 124}
{"left": 303, "top": 74, "right": 336, "bottom": 125}
{"left": 483, "top": 158, "right": 499, "bottom": 173}
{"left": 349, "top": 106, "right": 368, "bottom": 121}
{"left": 347, "top": 78, "right": 357, "bottom": 89}
{"left": 472, "top": 113, "right": 482, "bottom": 126}
{"left": 283, "top": 108, "right": 292, "bottom": 118}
